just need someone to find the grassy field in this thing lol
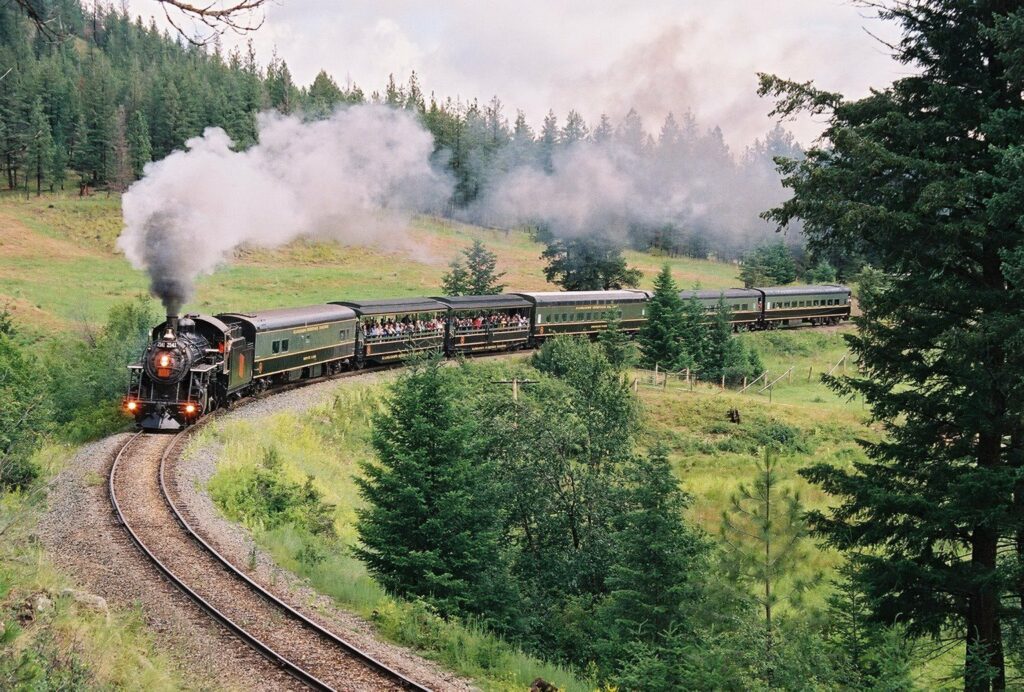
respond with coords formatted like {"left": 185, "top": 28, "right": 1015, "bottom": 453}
{"left": 0, "top": 192, "right": 738, "bottom": 341}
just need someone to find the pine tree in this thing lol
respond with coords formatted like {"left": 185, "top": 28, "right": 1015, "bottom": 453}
{"left": 676, "top": 293, "right": 706, "bottom": 371}
{"left": 540, "top": 232, "right": 642, "bottom": 291}
{"left": 440, "top": 258, "right": 470, "bottom": 296}
{"left": 561, "top": 109, "right": 588, "bottom": 145}
{"left": 592, "top": 113, "right": 613, "bottom": 144}
{"left": 539, "top": 109, "right": 558, "bottom": 172}
{"left": 597, "top": 317, "right": 635, "bottom": 369}
{"left": 107, "top": 105, "right": 132, "bottom": 192}
{"left": 599, "top": 446, "right": 709, "bottom": 667}
{"left": 126, "top": 109, "right": 151, "bottom": 178}
{"left": 26, "top": 97, "right": 53, "bottom": 196}
{"left": 760, "top": 3, "right": 1024, "bottom": 687}
{"left": 463, "top": 239, "right": 505, "bottom": 294}
{"left": 720, "top": 449, "right": 815, "bottom": 682}
{"left": 638, "top": 265, "right": 685, "bottom": 369}
{"left": 354, "top": 359, "right": 513, "bottom": 624}
{"left": 739, "top": 243, "right": 797, "bottom": 288}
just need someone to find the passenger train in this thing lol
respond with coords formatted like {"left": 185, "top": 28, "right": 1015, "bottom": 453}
{"left": 125, "top": 284, "right": 851, "bottom": 430}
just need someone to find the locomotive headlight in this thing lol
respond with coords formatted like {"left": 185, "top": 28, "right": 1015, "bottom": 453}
{"left": 159, "top": 354, "right": 171, "bottom": 367}
{"left": 185, "top": 403, "right": 196, "bottom": 414}
{"left": 126, "top": 400, "right": 137, "bottom": 411}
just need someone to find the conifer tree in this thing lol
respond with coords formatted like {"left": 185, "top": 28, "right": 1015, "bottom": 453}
{"left": 463, "top": 239, "right": 505, "bottom": 294}
{"left": 720, "top": 449, "right": 814, "bottom": 680}
{"left": 126, "top": 109, "right": 151, "bottom": 178}
{"left": 107, "top": 105, "right": 132, "bottom": 192}
{"left": 638, "top": 265, "right": 685, "bottom": 369}
{"left": 354, "top": 359, "right": 513, "bottom": 624}
{"left": 597, "top": 317, "right": 635, "bottom": 369}
{"left": 760, "top": 3, "right": 1024, "bottom": 687}
{"left": 676, "top": 293, "right": 706, "bottom": 371}
{"left": 599, "top": 446, "right": 708, "bottom": 665}
{"left": 26, "top": 97, "right": 53, "bottom": 195}
{"left": 440, "top": 258, "right": 470, "bottom": 296}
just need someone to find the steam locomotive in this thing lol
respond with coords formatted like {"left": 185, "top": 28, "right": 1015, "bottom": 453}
{"left": 125, "top": 284, "right": 851, "bottom": 430}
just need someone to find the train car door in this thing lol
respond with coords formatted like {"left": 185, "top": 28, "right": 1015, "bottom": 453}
{"left": 228, "top": 339, "right": 253, "bottom": 390}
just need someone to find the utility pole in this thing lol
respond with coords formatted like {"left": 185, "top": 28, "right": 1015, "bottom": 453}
{"left": 490, "top": 377, "right": 538, "bottom": 402}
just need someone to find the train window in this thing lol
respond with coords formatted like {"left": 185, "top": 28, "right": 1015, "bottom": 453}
{"left": 282, "top": 339, "right": 290, "bottom": 352}
{"left": 272, "top": 340, "right": 280, "bottom": 354}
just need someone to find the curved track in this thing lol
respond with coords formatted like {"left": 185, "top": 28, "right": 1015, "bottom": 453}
{"left": 109, "top": 430, "right": 431, "bottom": 692}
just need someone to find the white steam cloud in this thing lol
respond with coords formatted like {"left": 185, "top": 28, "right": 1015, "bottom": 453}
{"left": 118, "top": 105, "right": 452, "bottom": 314}
{"left": 469, "top": 126, "right": 799, "bottom": 255}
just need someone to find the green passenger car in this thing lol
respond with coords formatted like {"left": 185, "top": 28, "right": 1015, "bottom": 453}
{"left": 516, "top": 290, "right": 651, "bottom": 340}
{"left": 679, "top": 288, "right": 764, "bottom": 328}
{"left": 218, "top": 304, "right": 358, "bottom": 384}
{"left": 760, "top": 285, "right": 851, "bottom": 326}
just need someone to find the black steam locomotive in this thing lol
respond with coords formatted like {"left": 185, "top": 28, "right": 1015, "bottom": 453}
{"left": 125, "top": 284, "right": 851, "bottom": 430}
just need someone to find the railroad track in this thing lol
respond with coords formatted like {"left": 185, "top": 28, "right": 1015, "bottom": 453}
{"left": 109, "top": 430, "right": 431, "bottom": 692}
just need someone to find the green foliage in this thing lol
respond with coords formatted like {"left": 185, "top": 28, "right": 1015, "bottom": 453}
{"left": 355, "top": 358, "right": 514, "bottom": 626}
{"left": 0, "top": 334, "right": 49, "bottom": 491}
{"left": 440, "top": 257, "right": 471, "bottom": 295}
{"left": 761, "top": 2, "right": 1024, "bottom": 686}
{"left": 824, "top": 565, "right": 914, "bottom": 690}
{"left": 210, "top": 446, "right": 337, "bottom": 538}
{"left": 595, "top": 446, "right": 709, "bottom": 674}
{"left": 698, "top": 298, "right": 762, "bottom": 383}
{"left": 720, "top": 449, "right": 817, "bottom": 681}
{"left": 441, "top": 239, "right": 506, "bottom": 295}
{"left": 804, "top": 260, "right": 837, "bottom": 284}
{"left": 46, "top": 296, "right": 157, "bottom": 441}
{"left": 538, "top": 230, "right": 642, "bottom": 291}
{"left": 596, "top": 317, "right": 636, "bottom": 369}
{"left": 637, "top": 265, "right": 687, "bottom": 369}
{"left": 739, "top": 243, "right": 798, "bottom": 288}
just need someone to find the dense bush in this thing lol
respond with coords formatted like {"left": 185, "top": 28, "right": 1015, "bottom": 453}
{"left": 210, "top": 446, "right": 336, "bottom": 539}
{"left": 0, "top": 328, "right": 50, "bottom": 491}
{"left": 46, "top": 297, "right": 156, "bottom": 441}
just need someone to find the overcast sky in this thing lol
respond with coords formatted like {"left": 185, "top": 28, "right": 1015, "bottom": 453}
{"left": 133, "top": 0, "right": 907, "bottom": 149}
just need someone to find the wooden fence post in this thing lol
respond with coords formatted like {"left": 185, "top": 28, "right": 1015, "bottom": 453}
{"left": 807, "top": 365, "right": 813, "bottom": 382}
{"left": 721, "top": 375, "right": 725, "bottom": 390}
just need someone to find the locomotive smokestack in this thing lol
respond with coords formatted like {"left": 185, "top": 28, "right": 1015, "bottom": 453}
{"left": 166, "top": 314, "right": 179, "bottom": 339}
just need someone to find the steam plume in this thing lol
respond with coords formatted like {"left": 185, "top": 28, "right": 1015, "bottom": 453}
{"left": 118, "top": 105, "right": 452, "bottom": 313}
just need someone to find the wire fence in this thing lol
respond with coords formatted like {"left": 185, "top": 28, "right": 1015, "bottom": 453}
{"left": 630, "top": 353, "right": 853, "bottom": 402}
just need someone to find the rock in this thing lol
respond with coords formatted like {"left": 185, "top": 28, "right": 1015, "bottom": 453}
{"left": 32, "top": 593, "right": 53, "bottom": 614}
{"left": 60, "top": 588, "right": 108, "bottom": 614}
{"left": 530, "top": 678, "right": 558, "bottom": 692}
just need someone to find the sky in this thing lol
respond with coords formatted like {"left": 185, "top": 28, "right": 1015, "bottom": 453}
{"left": 130, "top": 0, "right": 907, "bottom": 149}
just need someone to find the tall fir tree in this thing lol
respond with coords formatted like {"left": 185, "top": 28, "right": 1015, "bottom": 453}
{"left": 539, "top": 232, "right": 642, "bottom": 291}
{"left": 354, "top": 359, "right": 513, "bottom": 625}
{"left": 126, "top": 109, "right": 151, "bottom": 178}
{"left": 463, "top": 239, "right": 506, "bottom": 294}
{"left": 26, "top": 97, "right": 53, "bottom": 195}
{"left": 638, "top": 265, "right": 685, "bottom": 369}
{"left": 760, "top": 2, "right": 1024, "bottom": 687}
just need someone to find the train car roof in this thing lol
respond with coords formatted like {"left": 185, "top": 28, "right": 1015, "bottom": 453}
{"left": 330, "top": 297, "right": 448, "bottom": 316}
{"left": 431, "top": 294, "right": 531, "bottom": 310}
{"left": 759, "top": 284, "right": 851, "bottom": 296}
{"left": 679, "top": 288, "right": 761, "bottom": 300}
{"left": 514, "top": 290, "right": 650, "bottom": 305}
{"left": 218, "top": 304, "right": 356, "bottom": 331}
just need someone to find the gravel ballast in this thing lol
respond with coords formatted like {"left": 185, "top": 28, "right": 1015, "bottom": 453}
{"left": 40, "top": 371, "right": 476, "bottom": 691}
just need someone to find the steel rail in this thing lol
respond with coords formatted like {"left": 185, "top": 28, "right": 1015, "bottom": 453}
{"left": 109, "top": 431, "right": 428, "bottom": 691}
{"left": 157, "top": 431, "right": 430, "bottom": 691}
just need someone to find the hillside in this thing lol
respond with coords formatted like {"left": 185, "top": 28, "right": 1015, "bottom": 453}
{"left": 0, "top": 192, "right": 741, "bottom": 337}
